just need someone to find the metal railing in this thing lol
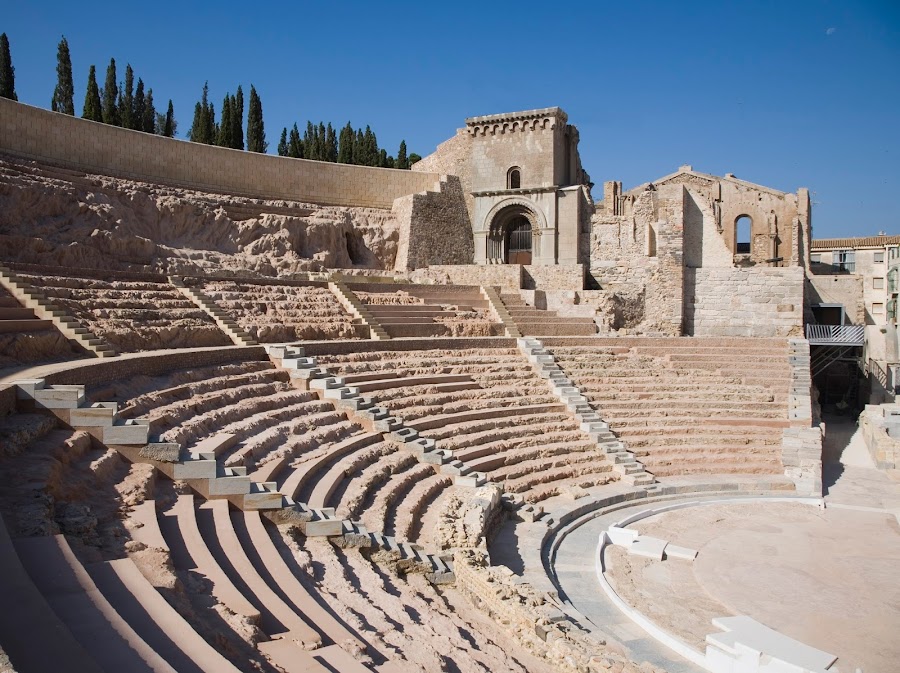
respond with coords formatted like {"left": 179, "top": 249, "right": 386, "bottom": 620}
{"left": 869, "top": 358, "right": 889, "bottom": 390}
{"left": 805, "top": 324, "right": 865, "bottom": 346}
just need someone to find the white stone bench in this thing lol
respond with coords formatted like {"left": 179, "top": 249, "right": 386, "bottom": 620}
{"left": 706, "top": 616, "right": 837, "bottom": 673}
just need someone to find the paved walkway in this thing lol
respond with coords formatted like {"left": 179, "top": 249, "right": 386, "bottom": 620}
{"left": 548, "top": 414, "right": 900, "bottom": 673}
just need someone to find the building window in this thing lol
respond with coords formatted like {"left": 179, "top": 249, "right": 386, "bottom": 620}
{"left": 874, "top": 250, "right": 885, "bottom": 263}
{"left": 735, "top": 215, "right": 752, "bottom": 254}
{"left": 834, "top": 250, "right": 855, "bottom": 273}
{"left": 810, "top": 253, "right": 821, "bottom": 264}
{"left": 874, "top": 277, "right": 885, "bottom": 290}
{"left": 889, "top": 299, "right": 898, "bottom": 322}
{"left": 873, "top": 302, "right": 885, "bottom": 315}
{"left": 507, "top": 167, "right": 521, "bottom": 189}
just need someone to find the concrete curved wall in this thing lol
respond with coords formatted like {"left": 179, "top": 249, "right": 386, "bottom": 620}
{"left": 0, "top": 98, "right": 441, "bottom": 209}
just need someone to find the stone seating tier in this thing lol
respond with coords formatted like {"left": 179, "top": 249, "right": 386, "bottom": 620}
{"left": 549, "top": 340, "right": 791, "bottom": 478}
{"left": 202, "top": 280, "right": 367, "bottom": 342}
{"left": 19, "top": 274, "right": 231, "bottom": 352}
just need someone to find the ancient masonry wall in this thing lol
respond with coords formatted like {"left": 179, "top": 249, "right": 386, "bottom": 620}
{"left": 392, "top": 176, "right": 474, "bottom": 271}
{"left": 0, "top": 98, "right": 441, "bottom": 209}
{"left": 684, "top": 266, "right": 804, "bottom": 337}
{"left": 859, "top": 405, "right": 900, "bottom": 471}
{"left": 782, "top": 338, "right": 824, "bottom": 496}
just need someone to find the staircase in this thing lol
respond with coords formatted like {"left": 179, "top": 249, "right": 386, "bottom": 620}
{"left": 501, "top": 292, "right": 598, "bottom": 336}
{"left": 14, "top": 378, "right": 148, "bottom": 445}
{"left": 328, "top": 281, "right": 389, "bottom": 340}
{"left": 169, "top": 277, "right": 258, "bottom": 346}
{"left": 0, "top": 265, "right": 117, "bottom": 357}
{"left": 480, "top": 286, "right": 522, "bottom": 337}
{"left": 517, "top": 338, "right": 655, "bottom": 487}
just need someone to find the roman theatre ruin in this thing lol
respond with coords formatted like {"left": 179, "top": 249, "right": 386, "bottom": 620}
{"left": 0, "top": 98, "right": 897, "bottom": 673}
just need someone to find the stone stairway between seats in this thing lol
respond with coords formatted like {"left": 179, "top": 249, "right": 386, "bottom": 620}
{"left": 0, "top": 265, "right": 117, "bottom": 357}
{"left": 170, "top": 276, "right": 258, "bottom": 346}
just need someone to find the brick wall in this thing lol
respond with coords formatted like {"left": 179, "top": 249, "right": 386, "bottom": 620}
{"left": 0, "top": 98, "right": 441, "bottom": 209}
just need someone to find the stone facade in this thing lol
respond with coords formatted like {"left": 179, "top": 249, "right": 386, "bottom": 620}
{"left": 685, "top": 267, "right": 805, "bottom": 337}
{"left": 416, "top": 107, "right": 591, "bottom": 267}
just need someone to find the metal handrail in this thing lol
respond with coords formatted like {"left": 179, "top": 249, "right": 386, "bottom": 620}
{"left": 805, "top": 324, "right": 865, "bottom": 345}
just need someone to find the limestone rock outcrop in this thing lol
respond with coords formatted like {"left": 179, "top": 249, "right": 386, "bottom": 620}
{"left": 0, "top": 154, "right": 400, "bottom": 276}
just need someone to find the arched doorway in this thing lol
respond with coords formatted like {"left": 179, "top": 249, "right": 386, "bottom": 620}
{"left": 505, "top": 216, "right": 532, "bottom": 264}
{"left": 487, "top": 203, "right": 536, "bottom": 264}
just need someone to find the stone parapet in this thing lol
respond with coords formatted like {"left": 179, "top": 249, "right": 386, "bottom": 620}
{"left": 0, "top": 98, "right": 440, "bottom": 209}
{"left": 859, "top": 405, "right": 900, "bottom": 471}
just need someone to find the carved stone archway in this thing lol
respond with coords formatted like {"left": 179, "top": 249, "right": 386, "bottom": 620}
{"left": 484, "top": 199, "right": 546, "bottom": 264}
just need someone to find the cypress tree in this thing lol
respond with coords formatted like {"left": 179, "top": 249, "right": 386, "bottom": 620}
{"left": 354, "top": 128, "right": 365, "bottom": 165}
{"left": 133, "top": 79, "right": 146, "bottom": 131}
{"left": 409, "top": 153, "right": 422, "bottom": 165}
{"left": 189, "top": 102, "right": 203, "bottom": 142}
{"left": 206, "top": 101, "right": 217, "bottom": 145}
{"left": 277, "top": 128, "right": 288, "bottom": 156}
{"left": 189, "top": 83, "right": 213, "bottom": 143}
{"left": 218, "top": 94, "right": 233, "bottom": 147}
{"left": 338, "top": 122, "right": 354, "bottom": 164}
{"left": 82, "top": 65, "right": 102, "bottom": 121}
{"left": 303, "top": 121, "right": 316, "bottom": 160}
{"left": 246, "top": 85, "right": 266, "bottom": 152}
{"left": 101, "top": 58, "right": 119, "bottom": 126}
{"left": 142, "top": 88, "right": 156, "bottom": 133}
{"left": 232, "top": 85, "right": 244, "bottom": 150}
{"left": 163, "top": 99, "right": 174, "bottom": 137}
{"left": 378, "top": 149, "right": 389, "bottom": 168}
{"left": 363, "top": 126, "right": 379, "bottom": 166}
{"left": 51, "top": 36, "right": 75, "bottom": 115}
{"left": 396, "top": 140, "right": 409, "bottom": 170}
{"left": 119, "top": 64, "right": 134, "bottom": 129}
{"left": 288, "top": 123, "right": 302, "bottom": 158}
{"left": 0, "top": 33, "right": 16, "bottom": 101}
{"left": 325, "top": 123, "right": 338, "bottom": 163}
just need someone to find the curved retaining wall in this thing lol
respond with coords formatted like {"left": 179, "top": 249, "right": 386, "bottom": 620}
{"left": 0, "top": 98, "right": 441, "bottom": 209}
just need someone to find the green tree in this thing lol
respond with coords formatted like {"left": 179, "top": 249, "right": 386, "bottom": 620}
{"left": 133, "top": 78, "right": 146, "bottom": 131}
{"left": 304, "top": 121, "right": 318, "bottom": 160}
{"left": 0, "top": 33, "right": 16, "bottom": 100}
{"left": 161, "top": 99, "right": 175, "bottom": 137}
{"left": 338, "top": 122, "right": 354, "bottom": 164}
{"left": 361, "top": 126, "right": 379, "bottom": 166}
{"left": 324, "top": 123, "right": 338, "bottom": 162}
{"left": 101, "top": 58, "right": 119, "bottom": 126}
{"left": 246, "top": 85, "right": 266, "bottom": 152}
{"left": 218, "top": 94, "right": 233, "bottom": 147}
{"left": 142, "top": 87, "right": 156, "bottom": 133}
{"left": 409, "top": 153, "right": 422, "bottom": 165}
{"left": 188, "top": 82, "right": 214, "bottom": 144}
{"left": 396, "top": 140, "right": 409, "bottom": 170}
{"left": 232, "top": 85, "right": 244, "bottom": 150}
{"left": 51, "top": 36, "right": 75, "bottom": 115}
{"left": 119, "top": 63, "right": 134, "bottom": 129}
{"left": 354, "top": 128, "right": 365, "bottom": 165}
{"left": 288, "top": 123, "right": 302, "bottom": 158}
{"left": 277, "top": 127, "right": 288, "bottom": 156}
{"left": 81, "top": 65, "right": 102, "bottom": 121}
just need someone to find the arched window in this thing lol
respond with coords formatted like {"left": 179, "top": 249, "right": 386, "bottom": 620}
{"left": 507, "top": 167, "right": 521, "bottom": 189}
{"left": 735, "top": 215, "right": 752, "bottom": 254}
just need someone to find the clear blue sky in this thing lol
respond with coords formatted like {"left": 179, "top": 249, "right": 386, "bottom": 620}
{"left": 3, "top": 1, "right": 899, "bottom": 239}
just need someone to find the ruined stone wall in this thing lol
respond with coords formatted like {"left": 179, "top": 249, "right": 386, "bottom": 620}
{"left": 0, "top": 98, "right": 441, "bottom": 209}
{"left": 414, "top": 264, "right": 523, "bottom": 288}
{"left": 589, "top": 186, "right": 685, "bottom": 335}
{"left": 522, "top": 264, "right": 585, "bottom": 291}
{"left": 806, "top": 275, "right": 865, "bottom": 324}
{"left": 412, "top": 129, "right": 475, "bottom": 223}
{"left": 392, "top": 176, "right": 473, "bottom": 271}
{"left": 684, "top": 267, "right": 804, "bottom": 337}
